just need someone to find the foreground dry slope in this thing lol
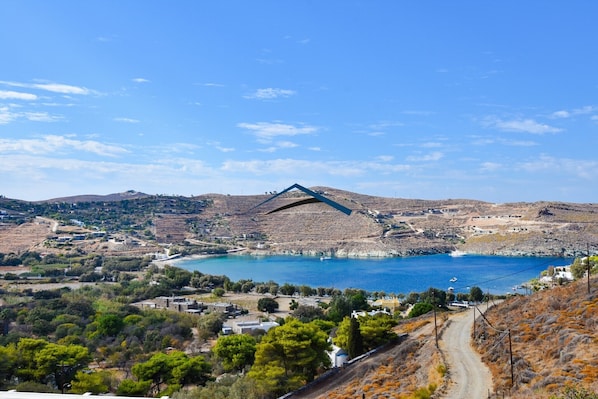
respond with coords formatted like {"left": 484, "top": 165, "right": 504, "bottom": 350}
{"left": 473, "top": 277, "right": 598, "bottom": 398}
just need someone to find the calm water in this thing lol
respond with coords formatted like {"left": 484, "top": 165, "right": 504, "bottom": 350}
{"left": 176, "top": 254, "right": 571, "bottom": 295}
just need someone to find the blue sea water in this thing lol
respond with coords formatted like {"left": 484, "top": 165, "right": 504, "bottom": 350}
{"left": 176, "top": 254, "right": 572, "bottom": 295}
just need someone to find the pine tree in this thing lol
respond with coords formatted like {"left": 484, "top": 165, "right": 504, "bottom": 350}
{"left": 347, "top": 316, "right": 364, "bottom": 359}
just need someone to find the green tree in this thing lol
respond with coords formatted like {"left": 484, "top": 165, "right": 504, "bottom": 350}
{"left": 34, "top": 343, "right": 91, "bottom": 387}
{"left": 197, "top": 312, "right": 227, "bottom": 341}
{"left": 420, "top": 287, "right": 447, "bottom": 307}
{"left": 334, "top": 314, "right": 397, "bottom": 353}
{"left": 15, "top": 338, "right": 50, "bottom": 381}
{"left": 408, "top": 302, "right": 434, "bottom": 318}
{"left": 70, "top": 370, "right": 112, "bottom": 394}
{"left": 248, "top": 319, "right": 331, "bottom": 396}
{"left": 279, "top": 283, "right": 296, "bottom": 296}
{"left": 0, "top": 345, "right": 17, "bottom": 386}
{"left": 116, "top": 378, "right": 152, "bottom": 397}
{"left": 291, "top": 305, "right": 324, "bottom": 323}
{"left": 469, "top": 286, "right": 484, "bottom": 303}
{"left": 570, "top": 256, "right": 597, "bottom": 280}
{"left": 96, "top": 313, "right": 124, "bottom": 337}
{"left": 131, "top": 351, "right": 211, "bottom": 396}
{"left": 326, "top": 295, "right": 352, "bottom": 323}
{"left": 257, "top": 297, "right": 279, "bottom": 313}
{"left": 213, "top": 334, "right": 257, "bottom": 372}
{"left": 347, "top": 316, "right": 364, "bottom": 359}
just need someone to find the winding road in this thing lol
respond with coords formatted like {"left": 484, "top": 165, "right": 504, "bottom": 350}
{"left": 440, "top": 307, "right": 493, "bottom": 399}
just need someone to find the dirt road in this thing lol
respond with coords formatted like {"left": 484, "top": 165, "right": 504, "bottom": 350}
{"left": 440, "top": 308, "right": 493, "bottom": 399}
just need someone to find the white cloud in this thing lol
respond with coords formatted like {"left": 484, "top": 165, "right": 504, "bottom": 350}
{"left": 244, "top": 88, "right": 296, "bottom": 100}
{"left": 24, "top": 112, "right": 63, "bottom": 122}
{"left": 519, "top": 155, "right": 598, "bottom": 179}
{"left": 132, "top": 78, "right": 150, "bottom": 83}
{"left": 276, "top": 141, "right": 299, "bottom": 149}
{"left": 0, "top": 135, "right": 129, "bottom": 157}
{"left": 551, "top": 110, "right": 570, "bottom": 118}
{"left": 34, "top": 83, "right": 90, "bottom": 95}
{"left": 0, "top": 106, "right": 17, "bottom": 124}
{"left": 0, "top": 90, "right": 38, "bottom": 100}
{"left": 421, "top": 142, "right": 443, "bottom": 148}
{"left": 114, "top": 117, "right": 140, "bottom": 123}
{"left": 237, "top": 122, "right": 318, "bottom": 141}
{"left": 220, "top": 158, "right": 410, "bottom": 178}
{"left": 0, "top": 80, "right": 92, "bottom": 95}
{"left": 406, "top": 151, "right": 444, "bottom": 162}
{"left": 0, "top": 106, "right": 62, "bottom": 124}
{"left": 551, "top": 105, "right": 596, "bottom": 119}
{"left": 376, "top": 155, "right": 394, "bottom": 162}
{"left": 485, "top": 117, "right": 562, "bottom": 134}
{"left": 480, "top": 162, "right": 502, "bottom": 172}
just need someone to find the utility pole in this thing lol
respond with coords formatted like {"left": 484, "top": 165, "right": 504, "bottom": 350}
{"left": 473, "top": 305, "right": 475, "bottom": 337}
{"left": 508, "top": 329, "right": 514, "bottom": 389}
{"left": 587, "top": 243, "right": 591, "bottom": 295}
{"left": 432, "top": 290, "right": 438, "bottom": 348}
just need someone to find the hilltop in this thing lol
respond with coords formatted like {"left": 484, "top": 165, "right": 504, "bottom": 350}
{"left": 1, "top": 186, "right": 597, "bottom": 257}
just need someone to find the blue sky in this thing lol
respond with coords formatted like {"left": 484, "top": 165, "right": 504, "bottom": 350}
{"left": 1, "top": 1, "right": 597, "bottom": 203}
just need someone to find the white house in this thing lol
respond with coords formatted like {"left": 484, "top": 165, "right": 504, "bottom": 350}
{"left": 228, "top": 320, "right": 279, "bottom": 334}
{"left": 328, "top": 344, "right": 348, "bottom": 368}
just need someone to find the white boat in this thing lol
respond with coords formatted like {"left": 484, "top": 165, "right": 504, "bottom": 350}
{"left": 320, "top": 256, "right": 331, "bottom": 261}
{"left": 450, "top": 277, "right": 458, "bottom": 283}
{"left": 449, "top": 250, "right": 467, "bottom": 257}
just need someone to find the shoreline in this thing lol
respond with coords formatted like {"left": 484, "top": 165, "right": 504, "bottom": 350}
{"left": 164, "top": 252, "right": 571, "bottom": 296}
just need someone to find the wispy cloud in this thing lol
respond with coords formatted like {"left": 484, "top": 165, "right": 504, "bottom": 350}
{"left": 519, "top": 155, "right": 598, "bottom": 179}
{"left": 221, "top": 158, "right": 410, "bottom": 177}
{"left": 406, "top": 151, "right": 444, "bottom": 162}
{"left": 244, "top": 88, "right": 296, "bottom": 100}
{"left": 237, "top": 122, "right": 318, "bottom": 141}
{"left": 24, "top": 112, "right": 63, "bottom": 122}
{"left": 0, "top": 106, "right": 62, "bottom": 124}
{"left": 484, "top": 117, "right": 562, "bottom": 134}
{"left": 114, "top": 117, "right": 140, "bottom": 123}
{"left": 550, "top": 105, "right": 596, "bottom": 119}
{"left": 0, "top": 80, "right": 92, "bottom": 95}
{"left": 480, "top": 162, "right": 502, "bottom": 172}
{"left": 200, "top": 82, "right": 225, "bottom": 88}
{"left": 0, "top": 135, "right": 129, "bottom": 157}
{"left": 0, "top": 90, "right": 38, "bottom": 100}
{"left": 132, "top": 78, "right": 150, "bottom": 83}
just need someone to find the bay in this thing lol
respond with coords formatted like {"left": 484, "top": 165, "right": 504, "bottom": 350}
{"left": 176, "top": 254, "right": 571, "bottom": 295}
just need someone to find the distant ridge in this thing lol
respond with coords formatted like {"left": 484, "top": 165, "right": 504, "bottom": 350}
{"left": 39, "top": 190, "right": 150, "bottom": 203}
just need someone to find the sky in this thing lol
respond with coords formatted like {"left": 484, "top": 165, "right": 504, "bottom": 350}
{"left": 1, "top": 1, "right": 597, "bottom": 203}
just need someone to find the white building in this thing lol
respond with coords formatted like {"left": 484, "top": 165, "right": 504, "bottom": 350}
{"left": 228, "top": 320, "right": 279, "bottom": 334}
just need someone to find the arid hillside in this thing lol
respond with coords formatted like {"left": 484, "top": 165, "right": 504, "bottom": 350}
{"left": 1, "top": 186, "right": 598, "bottom": 257}
{"left": 473, "top": 276, "right": 598, "bottom": 398}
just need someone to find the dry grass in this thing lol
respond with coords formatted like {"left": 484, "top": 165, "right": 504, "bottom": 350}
{"left": 473, "top": 276, "right": 598, "bottom": 398}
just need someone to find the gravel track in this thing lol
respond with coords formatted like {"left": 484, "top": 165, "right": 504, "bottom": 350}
{"left": 440, "top": 308, "right": 493, "bottom": 399}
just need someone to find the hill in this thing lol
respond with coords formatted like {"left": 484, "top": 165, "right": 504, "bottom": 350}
{"left": 474, "top": 276, "right": 598, "bottom": 398}
{"left": 1, "top": 185, "right": 598, "bottom": 258}
{"left": 283, "top": 278, "right": 597, "bottom": 399}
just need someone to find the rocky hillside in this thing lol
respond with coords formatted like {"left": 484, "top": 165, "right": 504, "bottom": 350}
{"left": 1, "top": 186, "right": 598, "bottom": 257}
{"left": 473, "top": 276, "right": 598, "bottom": 398}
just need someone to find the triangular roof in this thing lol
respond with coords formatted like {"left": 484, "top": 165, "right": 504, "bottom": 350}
{"left": 251, "top": 183, "right": 352, "bottom": 216}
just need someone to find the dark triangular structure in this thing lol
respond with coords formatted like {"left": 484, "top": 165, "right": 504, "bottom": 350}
{"left": 251, "top": 184, "right": 352, "bottom": 216}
